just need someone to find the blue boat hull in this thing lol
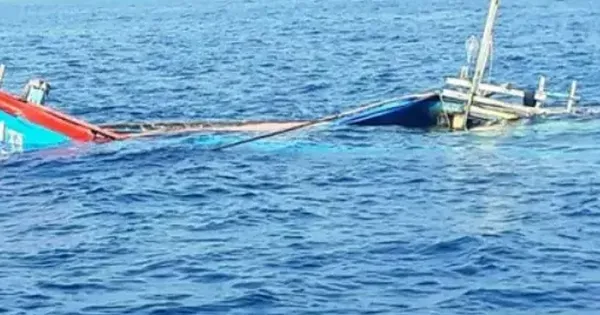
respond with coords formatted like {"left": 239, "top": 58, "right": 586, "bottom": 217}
{"left": 336, "top": 94, "right": 442, "bottom": 128}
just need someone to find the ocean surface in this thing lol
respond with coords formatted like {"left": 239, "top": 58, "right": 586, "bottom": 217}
{"left": 2, "top": 0, "right": 600, "bottom": 314}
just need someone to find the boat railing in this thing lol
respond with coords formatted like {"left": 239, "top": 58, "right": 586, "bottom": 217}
{"left": 442, "top": 75, "right": 578, "bottom": 117}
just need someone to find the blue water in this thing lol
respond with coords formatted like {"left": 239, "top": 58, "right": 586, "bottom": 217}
{"left": 2, "top": 0, "right": 600, "bottom": 314}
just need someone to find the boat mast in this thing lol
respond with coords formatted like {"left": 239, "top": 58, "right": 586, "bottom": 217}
{"left": 462, "top": 0, "right": 500, "bottom": 129}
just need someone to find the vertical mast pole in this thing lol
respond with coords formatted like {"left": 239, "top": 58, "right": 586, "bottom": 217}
{"left": 462, "top": 0, "right": 500, "bottom": 129}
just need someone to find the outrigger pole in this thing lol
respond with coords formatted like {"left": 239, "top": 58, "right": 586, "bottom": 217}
{"left": 461, "top": 0, "right": 500, "bottom": 129}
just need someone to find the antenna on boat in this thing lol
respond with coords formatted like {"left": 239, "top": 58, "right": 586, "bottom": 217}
{"left": 461, "top": 0, "right": 500, "bottom": 129}
{"left": 0, "top": 64, "right": 5, "bottom": 89}
{"left": 465, "top": 35, "right": 479, "bottom": 78}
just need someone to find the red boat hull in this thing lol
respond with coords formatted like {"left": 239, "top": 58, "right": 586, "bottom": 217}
{"left": 0, "top": 90, "right": 124, "bottom": 144}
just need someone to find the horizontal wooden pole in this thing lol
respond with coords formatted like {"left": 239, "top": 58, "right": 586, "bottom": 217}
{"left": 446, "top": 77, "right": 547, "bottom": 102}
{"left": 469, "top": 105, "right": 520, "bottom": 120}
{"left": 442, "top": 89, "right": 571, "bottom": 117}
{"left": 446, "top": 77, "right": 581, "bottom": 102}
{"left": 442, "top": 89, "right": 539, "bottom": 116}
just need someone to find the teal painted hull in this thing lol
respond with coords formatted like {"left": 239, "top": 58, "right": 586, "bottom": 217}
{"left": 0, "top": 110, "right": 71, "bottom": 154}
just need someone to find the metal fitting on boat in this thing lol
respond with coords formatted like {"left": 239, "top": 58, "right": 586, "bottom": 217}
{"left": 523, "top": 90, "right": 536, "bottom": 107}
{"left": 21, "top": 78, "right": 51, "bottom": 105}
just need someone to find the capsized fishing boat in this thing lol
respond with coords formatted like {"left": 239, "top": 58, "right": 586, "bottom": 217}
{"left": 0, "top": 69, "right": 583, "bottom": 155}
{"left": 0, "top": 0, "right": 591, "bottom": 154}
{"left": 0, "top": 69, "right": 583, "bottom": 156}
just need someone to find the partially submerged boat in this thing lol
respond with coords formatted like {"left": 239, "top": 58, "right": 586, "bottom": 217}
{"left": 0, "top": 0, "right": 588, "bottom": 155}
{"left": 0, "top": 75, "right": 443, "bottom": 154}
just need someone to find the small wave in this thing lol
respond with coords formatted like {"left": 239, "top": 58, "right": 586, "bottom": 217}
{"left": 36, "top": 281, "right": 115, "bottom": 292}
{"left": 419, "top": 236, "right": 483, "bottom": 256}
{"left": 121, "top": 259, "right": 187, "bottom": 277}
